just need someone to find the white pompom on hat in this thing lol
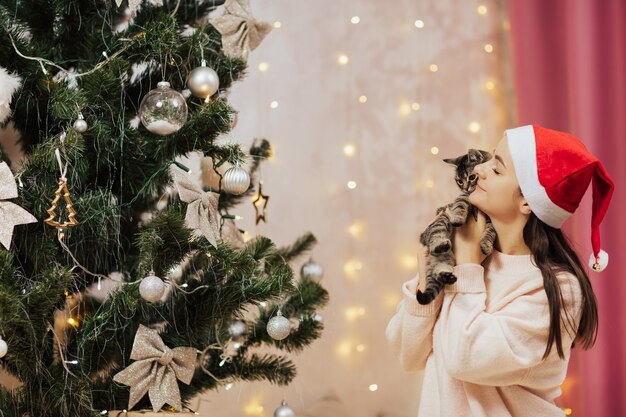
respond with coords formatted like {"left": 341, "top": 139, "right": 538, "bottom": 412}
{"left": 505, "top": 125, "right": 615, "bottom": 272}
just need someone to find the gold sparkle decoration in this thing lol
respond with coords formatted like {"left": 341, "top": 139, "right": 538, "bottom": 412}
{"left": 44, "top": 177, "right": 79, "bottom": 237}
{"left": 209, "top": 0, "right": 273, "bottom": 60}
{"left": 112, "top": 325, "right": 197, "bottom": 412}
{"left": 252, "top": 181, "right": 269, "bottom": 224}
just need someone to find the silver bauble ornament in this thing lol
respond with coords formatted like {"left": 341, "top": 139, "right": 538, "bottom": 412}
{"left": 73, "top": 115, "right": 88, "bottom": 133}
{"left": 139, "top": 272, "right": 165, "bottom": 302}
{"left": 301, "top": 258, "right": 324, "bottom": 281}
{"left": 0, "top": 336, "right": 7, "bottom": 358}
{"left": 228, "top": 320, "right": 247, "bottom": 340}
{"left": 266, "top": 311, "right": 291, "bottom": 341}
{"left": 139, "top": 81, "right": 188, "bottom": 135}
{"left": 274, "top": 401, "right": 295, "bottom": 417}
{"left": 187, "top": 60, "right": 220, "bottom": 99}
{"left": 222, "top": 165, "right": 250, "bottom": 195}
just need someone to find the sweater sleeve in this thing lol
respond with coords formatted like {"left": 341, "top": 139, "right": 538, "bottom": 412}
{"left": 385, "top": 273, "right": 444, "bottom": 372}
{"left": 437, "top": 264, "right": 583, "bottom": 386}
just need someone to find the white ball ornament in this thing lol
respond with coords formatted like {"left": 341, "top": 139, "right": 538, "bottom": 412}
{"left": 0, "top": 336, "right": 7, "bottom": 358}
{"left": 187, "top": 60, "right": 220, "bottom": 99}
{"left": 228, "top": 320, "right": 247, "bottom": 340}
{"left": 274, "top": 401, "right": 295, "bottom": 417}
{"left": 222, "top": 165, "right": 250, "bottom": 195}
{"left": 73, "top": 114, "right": 88, "bottom": 133}
{"left": 301, "top": 258, "right": 324, "bottom": 281}
{"left": 139, "top": 81, "right": 188, "bottom": 135}
{"left": 266, "top": 311, "right": 291, "bottom": 341}
{"left": 139, "top": 271, "right": 165, "bottom": 302}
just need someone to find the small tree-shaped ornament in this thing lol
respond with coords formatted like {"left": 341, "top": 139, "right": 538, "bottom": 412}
{"left": 44, "top": 149, "right": 79, "bottom": 238}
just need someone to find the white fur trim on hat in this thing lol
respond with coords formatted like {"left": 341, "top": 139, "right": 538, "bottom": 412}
{"left": 505, "top": 125, "right": 573, "bottom": 228}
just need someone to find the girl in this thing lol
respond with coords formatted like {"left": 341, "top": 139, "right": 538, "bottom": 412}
{"left": 386, "top": 125, "right": 614, "bottom": 417}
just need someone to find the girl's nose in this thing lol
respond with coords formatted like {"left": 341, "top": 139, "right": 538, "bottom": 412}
{"left": 473, "top": 163, "right": 487, "bottom": 178}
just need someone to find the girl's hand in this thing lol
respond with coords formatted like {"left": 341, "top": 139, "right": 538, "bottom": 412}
{"left": 450, "top": 208, "right": 488, "bottom": 265}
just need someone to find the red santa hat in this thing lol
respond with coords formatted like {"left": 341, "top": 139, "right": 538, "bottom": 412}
{"left": 505, "top": 125, "right": 615, "bottom": 272}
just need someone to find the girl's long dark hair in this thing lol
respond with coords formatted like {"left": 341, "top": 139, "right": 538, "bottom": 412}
{"left": 522, "top": 212, "right": 598, "bottom": 360}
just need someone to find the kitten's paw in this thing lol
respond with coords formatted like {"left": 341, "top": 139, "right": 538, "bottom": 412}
{"left": 416, "top": 290, "right": 434, "bottom": 305}
{"left": 432, "top": 239, "right": 451, "bottom": 255}
{"left": 450, "top": 216, "right": 464, "bottom": 227}
{"left": 441, "top": 272, "right": 457, "bottom": 284}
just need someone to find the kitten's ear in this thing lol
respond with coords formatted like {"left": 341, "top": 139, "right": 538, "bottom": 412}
{"left": 443, "top": 157, "right": 458, "bottom": 166}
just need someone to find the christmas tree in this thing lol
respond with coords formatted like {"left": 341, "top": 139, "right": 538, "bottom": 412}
{"left": 0, "top": 1, "right": 328, "bottom": 416}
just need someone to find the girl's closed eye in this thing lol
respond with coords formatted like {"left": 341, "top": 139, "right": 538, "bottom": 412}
{"left": 492, "top": 167, "right": 500, "bottom": 175}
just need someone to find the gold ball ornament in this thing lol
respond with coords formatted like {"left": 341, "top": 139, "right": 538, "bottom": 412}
{"left": 187, "top": 60, "right": 220, "bottom": 99}
{"left": 222, "top": 165, "right": 250, "bottom": 195}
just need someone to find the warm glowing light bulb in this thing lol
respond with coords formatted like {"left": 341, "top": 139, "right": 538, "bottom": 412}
{"left": 338, "top": 54, "right": 349, "bottom": 65}
{"left": 477, "top": 5, "right": 487, "bottom": 15}
{"left": 273, "top": 21, "right": 282, "bottom": 28}
{"left": 348, "top": 221, "right": 363, "bottom": 238}
{"left": 484, "top": 80, "right": 495, "bottom": 90}
{"left": 468, "top": 121, "right": 481, "bottom": 133}
{"left": 258, "top": 62, "right": 270, "bottom": 72}
{"left": 431, "top": 146, "right": 439, "bottom": 155}
{"left": 337, "top": 341, "right": 352, "bottom": 357}
{"left": 358, "top": 95, "right": 368, "bottom": 103}
{"left": 369, "top": 384, "right": 379, "bottom": 392}
{"left": 351, "top": 16, "right": 360, "bottom": 24}
{"left": 399, "top": 102, "right": 411, "bottom": 116}
{"left": 429, "top": 64, "right": 438, "bottom": 72}
{"left": 564, "top": 409, "right": 572, "bottom": 416}
{"left": 67, "top": 318, "right": 78, "bottom": 326}
{"left": 401, "top": 254, "right": 418, "bottom": 270}
{"left": 345, "top": 306, "right": 366, "bottom": 322}
{"left": 344, "top": 259, "right": 363, "bottom": 278}
{"left": 414, "top": 19, "right": 424, "bottom": 28}
{"left": 356, "top": 344, "right": 366, "bottom": 352}
{"left": 343, "top": 144, "right": 356, "bottom": 156}
{"left": 270, "top": 101, "right": 279, "bottom": 109}
{"left": 411, "top": 102, "right": 421, "bottom": 111}
{"left": 347, "top": 180, "right": 357, "bottom": 189}
{"left": 484, "top": 44, "right": 494, "bottom": 53}
{"left": 425, "top": 179, "right": 434, "bottom": 188}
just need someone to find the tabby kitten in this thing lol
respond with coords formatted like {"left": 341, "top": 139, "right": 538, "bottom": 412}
{"left": 417, "top": 149, "right": 497, "bottom": 305}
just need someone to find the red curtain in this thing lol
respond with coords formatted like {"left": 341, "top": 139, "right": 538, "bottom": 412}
{"left": 508, "top": 1, "right": 626, "bottom": 416}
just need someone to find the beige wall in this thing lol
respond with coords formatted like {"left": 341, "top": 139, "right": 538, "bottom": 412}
{"left": 195, "top": 0, "right": 514, "bottom": 416}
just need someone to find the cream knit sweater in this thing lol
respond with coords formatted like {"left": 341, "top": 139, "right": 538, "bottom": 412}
{"left": 386, "top": 250, "right": 583, "bottom": 417}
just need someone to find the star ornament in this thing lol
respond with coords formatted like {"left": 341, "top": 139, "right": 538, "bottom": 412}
{"left": 209, "top": 0, "right": 273, "bottom": 59}
{"left": 253, "top": 181, "right": 269, "bottom": 224}
{"left": 0, "top": 162, "right": 37, "bottom": 250}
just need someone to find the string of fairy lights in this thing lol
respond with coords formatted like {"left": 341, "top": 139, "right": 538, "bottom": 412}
{"left": 195, "top": 2, "right": 576, "bottom": 417}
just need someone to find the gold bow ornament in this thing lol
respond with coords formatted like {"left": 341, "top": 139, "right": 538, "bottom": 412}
{"left": 113, "top": 325, "right": 197, "bottom": 412}
{"left": 0, "top": 162, "right": 37, "bottom": 250}
{"left": 172, "top": 167, "right": 221, "bottom": 248}
{"left": 209, "top": 0, "right": 272, "bottom": 60}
